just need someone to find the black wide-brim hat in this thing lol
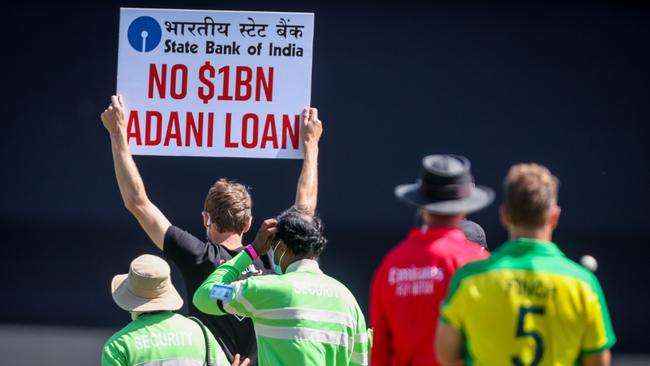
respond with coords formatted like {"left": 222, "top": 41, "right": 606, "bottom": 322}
{"left": 395, "top": 155, "right": 494, "bottom": 215}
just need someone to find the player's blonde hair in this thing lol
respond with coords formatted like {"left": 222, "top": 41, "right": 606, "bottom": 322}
{"left": 504, "top": 163, "right": 559, "bottom": 229}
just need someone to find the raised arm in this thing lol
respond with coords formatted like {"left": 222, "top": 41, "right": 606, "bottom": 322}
{"left": 101, "top": 95, "right": 171, "bottom": 249}
{"left": 294, "top": 107, "right": 322, "bottom": 216}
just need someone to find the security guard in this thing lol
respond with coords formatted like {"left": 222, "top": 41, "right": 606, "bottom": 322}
{"left": 102, "top": 254, "right": 241, "bottom": 366}
{"left": 193, "top": 208, "right": 369, "bottom": 366}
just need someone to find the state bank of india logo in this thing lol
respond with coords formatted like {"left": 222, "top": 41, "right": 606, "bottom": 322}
{"left": 127, "top": 16, "right": 162, "bottom": 52}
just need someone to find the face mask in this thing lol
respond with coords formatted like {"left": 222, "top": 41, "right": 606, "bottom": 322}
{"left": 268, "top": 240, "right": 286, "bottom": 275}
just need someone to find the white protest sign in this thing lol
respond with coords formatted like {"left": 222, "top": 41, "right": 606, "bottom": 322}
{"left": 117, "top": 8, "right": 314, "bottom": 159}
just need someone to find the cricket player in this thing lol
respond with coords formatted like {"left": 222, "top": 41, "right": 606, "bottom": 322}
{"left": 436, "top": 163, "right": 616, "bottom": 366}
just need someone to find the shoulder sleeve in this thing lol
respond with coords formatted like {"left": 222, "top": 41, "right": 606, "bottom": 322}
{"left": 193, "top": 251, "right": 256, "bottom": 316}
{"left": 101, "top": 340, "right": 127, "bottom": 366}
{"left": 439, "top": 265, "right": 471, "bottom": 331}
{"left": 222, "top": 279, "right": 258, "bottom": 318}
{"left": 454, "top": 241, "right": 490, "bottom": 268}
{"left": 581, "top": 274, "right": 617, "bottom": 354}
{"left": 351, "top": 303, "right": 370, "bottom": 366}
{"left": 164, "top": 226, "right": 218, "bottom": 270}
{"left": 472, "top": 245, "right": 490, "bottom": 261}
{"left": 224, "top": 274, "right": 289, "bottom": 319}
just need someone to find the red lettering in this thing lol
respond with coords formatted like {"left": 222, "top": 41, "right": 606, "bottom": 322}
{"left": 241, "top": 113, "right": 259, "bottom": 149}
{"left": 185, "top": 112, "right": 203, "bottom": 147}
{"left": 170, "top": 64, "right": 188, "bottom": 99}
{"left": 261, "top": 114, "right": 278, "bottom": 149}
{"left": 256, "top": 67, "right": 273, "bottom": 101}
{"left": 164, "top": 112, "right": 182, "bottom": 146}
{"left": 207, "top": 113, "right": 214, "bottom": 147}
{"left": 224, "top": 113, "right": 238, "bottom": 148}
{"left": 145, "top": 111, "right": 163, "bottom": 146}
{"left": 282, "top": 114, "right": 300, "bottom": 149}
{"left": 223, "top": 113, "right": 295, "bottom": 150}
{"left": 218, "top": 66, "right": 233, "bottom": 101}
{"left": 148, "top": 64, "right": 166, "bottom": 99}
{"left": 127, "top": 110, "right": 142, "bottom": 145}
{"left": 235, "top": 66, "right": 252, "bottom": 101}
{"left": 198, "top": 62, "right": 215, "bottom": 104}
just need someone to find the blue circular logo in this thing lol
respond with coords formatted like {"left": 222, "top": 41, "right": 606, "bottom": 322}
{"left": 127, "top": 16, "right": 162, "bottom": 52}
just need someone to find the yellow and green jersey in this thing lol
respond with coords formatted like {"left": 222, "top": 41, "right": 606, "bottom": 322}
{"left": 440, "top": 238, "right": 616, "bottom": 366}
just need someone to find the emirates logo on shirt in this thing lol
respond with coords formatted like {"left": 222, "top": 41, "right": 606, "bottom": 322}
{"left": 388, "top": 266, "right": 444, "bottom": 297}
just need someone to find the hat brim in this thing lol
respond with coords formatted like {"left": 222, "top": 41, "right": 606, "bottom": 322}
{"left": 111, "top": 274, "right": 184, "bottom": 312}
{"left": 395, "top": 183, "right": 494, "bottom": 214}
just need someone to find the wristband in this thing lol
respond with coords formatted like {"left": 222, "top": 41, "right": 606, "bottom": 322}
{"left": 209, "top": 284, "right": 233, "bottom": 302}
{"left": 244, "top": 244, "right": 258, "bottom": 260}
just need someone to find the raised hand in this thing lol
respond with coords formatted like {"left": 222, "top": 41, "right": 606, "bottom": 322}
{"left": 301, "top": 107, "right": 323, "bottom": 147}
{"left": 252, "top": 218, "right": 278, "bottom": 255}
{"left": 101, "top": 95, "right": 127, "bottom": 135}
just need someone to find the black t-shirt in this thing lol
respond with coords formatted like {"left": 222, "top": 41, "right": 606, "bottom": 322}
{"left": 163, "top": 225, "right": 270, "bottom": 365}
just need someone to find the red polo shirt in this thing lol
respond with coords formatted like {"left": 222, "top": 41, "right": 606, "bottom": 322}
{"left": 370, "top": 227, "right": 489, "bottom": 366}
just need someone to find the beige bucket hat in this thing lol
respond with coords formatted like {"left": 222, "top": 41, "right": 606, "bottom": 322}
{"left": 111, "top": 254, "right": 183, "bottom": 312}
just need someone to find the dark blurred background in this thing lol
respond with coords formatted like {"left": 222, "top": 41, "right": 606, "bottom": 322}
{"left": 1, "top": 0, "right": 648, "bottom": 357}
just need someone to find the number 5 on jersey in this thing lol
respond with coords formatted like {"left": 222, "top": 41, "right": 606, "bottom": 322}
{"left": 512, "top": 306, "right": 545, "bottom": 366}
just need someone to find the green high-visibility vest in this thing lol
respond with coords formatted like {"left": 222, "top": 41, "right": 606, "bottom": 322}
{"left": 102, "top": 311, "right": 230, "bottom": 366}
{"left": 194, "top": 252, "right": 369, "bottom": 366}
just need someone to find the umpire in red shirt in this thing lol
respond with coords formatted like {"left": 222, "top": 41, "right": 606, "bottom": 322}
{"left": 370, "top": 154, "right": 494, "bottom": 366}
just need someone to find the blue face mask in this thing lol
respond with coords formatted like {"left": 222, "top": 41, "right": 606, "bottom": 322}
{"left": 269, "top": 240, "right": 286, "bottom": 275}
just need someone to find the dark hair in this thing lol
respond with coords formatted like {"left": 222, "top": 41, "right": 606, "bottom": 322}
{"left": 204, "top": 178, "right": 252, "bottom": 234}
{"left": 275, "top": 207, "right": 327, "bottom": 258}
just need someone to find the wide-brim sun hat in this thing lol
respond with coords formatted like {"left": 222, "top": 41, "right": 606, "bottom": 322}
{"left": 395, "top": 154, "right": 494, "bottom": 215}
{"left": 111, "top": 254, "right": 183, "bottom": 312}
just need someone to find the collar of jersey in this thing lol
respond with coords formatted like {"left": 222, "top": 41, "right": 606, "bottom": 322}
{"left": 285, "top": 259, "right": 323, "bottom": 274}
{"left": 500, "top": 237, "right": 564, "bottom": 256}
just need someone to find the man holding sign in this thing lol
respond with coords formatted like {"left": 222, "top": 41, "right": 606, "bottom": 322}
{"left": 105, "top": 7, "right": 318, "bottom": 364}
{"left": 101, "top": 94, "right": 322, "bottom": 365}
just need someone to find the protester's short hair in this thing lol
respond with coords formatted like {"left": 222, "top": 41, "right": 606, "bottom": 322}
{"left": 504, "top": 163, "right": 559, "bottom": 229}
{"left": 276, "top": 207, "right": 327, "bottom": 258}
{"left": 204, "top": 179, "right": 252, "bottom": 234}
